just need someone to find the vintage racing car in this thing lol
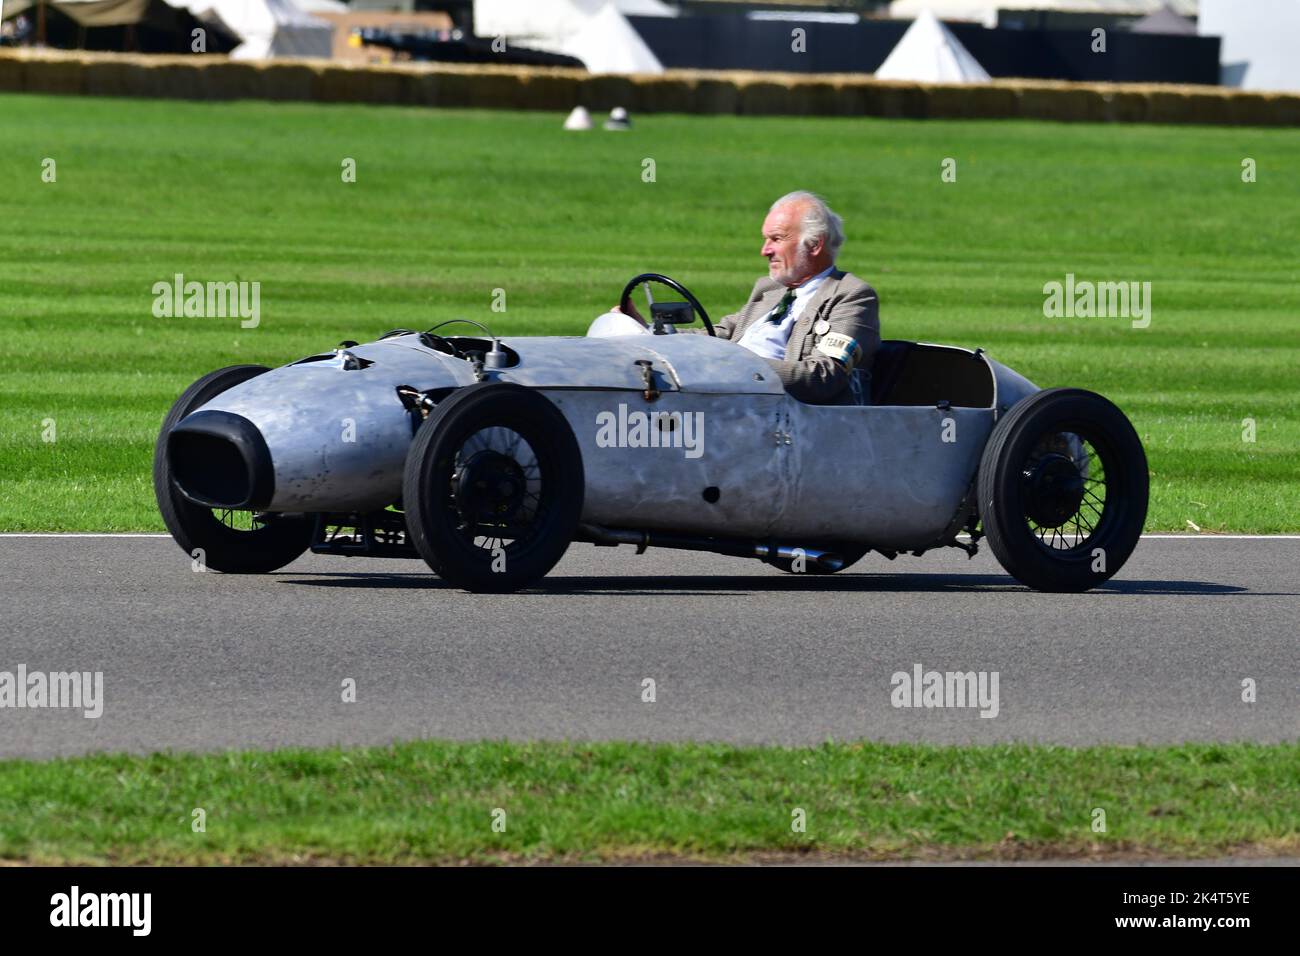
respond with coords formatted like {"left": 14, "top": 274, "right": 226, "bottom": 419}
{"left": 154, "top": 274, "right": 1149, "bottom": 593}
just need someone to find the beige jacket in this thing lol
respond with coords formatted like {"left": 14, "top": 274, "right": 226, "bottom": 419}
{"left": 708, "top": 269, "right": 881, "bottom": 405}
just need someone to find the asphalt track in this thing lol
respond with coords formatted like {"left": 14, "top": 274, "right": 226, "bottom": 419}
{"left": 1, "top": 535, "right": 1296, "bottom": 759}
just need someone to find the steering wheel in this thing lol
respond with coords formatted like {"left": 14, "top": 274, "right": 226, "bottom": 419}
{"left": 619, "top": 273, "right": 715, "bottom": 337}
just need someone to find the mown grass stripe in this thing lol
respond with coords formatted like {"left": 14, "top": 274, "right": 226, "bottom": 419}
{"left": 2, "top": 95, "right": 1297, "bottom": 532}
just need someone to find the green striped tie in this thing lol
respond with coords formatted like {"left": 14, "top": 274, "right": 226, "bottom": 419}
{"left": 766, "top": 288, "right": 797, "bottom": 324}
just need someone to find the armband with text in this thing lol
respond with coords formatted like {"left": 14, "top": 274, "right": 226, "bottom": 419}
{"left": 815, "top": 332, "right": 863, "bottom": 369}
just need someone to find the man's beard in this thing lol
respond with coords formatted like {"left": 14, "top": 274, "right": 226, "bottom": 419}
{"left": 770, "top": 247, "right": 814, "bottom": 287}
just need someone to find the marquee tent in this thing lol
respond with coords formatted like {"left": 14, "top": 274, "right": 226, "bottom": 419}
{"left": 473, "top": 0, "right": 665, "bottom": 73}
{"left": 875, "top": 9, "right": 991, "bottom": 83}
{"left": 2, "top": 0, "right": 340, "bottom": 59}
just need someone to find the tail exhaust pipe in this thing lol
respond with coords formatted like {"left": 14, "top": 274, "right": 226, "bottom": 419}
{"left": 577, "top": 524, "right": 845, "bottom": 572}
{"left": 757, "top": 543, "right": 845, "bottom": 572}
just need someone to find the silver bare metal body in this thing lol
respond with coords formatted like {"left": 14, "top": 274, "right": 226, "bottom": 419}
{"left": 182, "top": 331, "right": 1039, "bottom": 549}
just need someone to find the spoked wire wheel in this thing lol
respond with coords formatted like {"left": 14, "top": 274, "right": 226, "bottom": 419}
{"left": 154, "top": 365, "right": 313, "bottom": 573}
{"left": 978, "top": 388, "right": 1148, "bottom": 592}
{"left": 449, "top": 425, "right": 546, "bottom": 555}
{"left": 1023, "top": 431, "right": 1104, "bottom": 552}
{"left": 403, "top": 383, "right": 584, "bottom": 592}
{"left": 214, "top": 509, "right": 274, "bottom": 533}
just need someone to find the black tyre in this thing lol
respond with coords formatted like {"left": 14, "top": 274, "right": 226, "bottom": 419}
{"left": 153, "top": 366, "right": 313, "bottom": 573}
{"left": 977, "top": 387, "right": 1147, "bottom": 592}
{"left": 403, "top": 383, "right": 584, "bottom": 593}
{"left": 765, "top": 545, "right": 868, "bottom": 575}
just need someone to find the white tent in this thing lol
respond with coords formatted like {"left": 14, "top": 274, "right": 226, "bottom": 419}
{"left": 560, "top": 2, "right": 661, "bottom": 74}
{"left": 889, "top": 1, "right": 1197, "bottom": 28}
{"left": 1, "top": 0, "right": 339, "bottom": 58}
{"left": 474, "top": 0, "right": 665, "bottom": 73}
{"left": 183, "top": 0, "right": 340, "bottom": 60}
{"left": 1, "top": 0, "right": 155, "bottom": 27}
{"left": 475, "top": 0, "right": 673, "bottom": 39}
{"left": 875, "top": 9, "right": 991, "bottom": 83}
{"left": 614, "top": 0, "right": 676, "bottom": 15}
{"left": 1201, "top": 0, "right": 1300, "bottom": 91}
{"left": 1130, "top": 2, "right": 1196, "bottom": 34}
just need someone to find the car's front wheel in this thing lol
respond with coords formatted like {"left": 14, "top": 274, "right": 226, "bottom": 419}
{"left": 402, "top": 383, "right": 584, "bottom": 593}
{"left": 977, "top": 387, "right": 1148, "bottom": 592}
{"left": 153, "top": 365, "right": 314, "bottom": 573}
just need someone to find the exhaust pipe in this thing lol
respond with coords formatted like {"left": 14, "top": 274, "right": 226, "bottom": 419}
{"left": 759, "top": 543, "right": 845, "bottom": 572}
{"left": 577, "top": 523, "right": 845, "bottom": 572}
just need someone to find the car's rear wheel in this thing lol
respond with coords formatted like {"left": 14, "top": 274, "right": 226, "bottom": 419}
{"left": 978, "top": 388, "right": 1147, "bottom": 592}
{"left": 403, "top": 383, "right": 584, "bottom": 593}
{"left": 153, "top": 365, "right": 313, "bottom": 573}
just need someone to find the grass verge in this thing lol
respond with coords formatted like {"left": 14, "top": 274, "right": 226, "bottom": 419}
{"left": 2, "top": 740, "right": 1296, "bottom": 864}
{"left": 1, "top": 96, "right": 1298, "bottom": 531}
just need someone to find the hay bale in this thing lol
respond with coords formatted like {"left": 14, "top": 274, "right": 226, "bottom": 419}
{"left": 826, "top": 81, "right": 868, "bottom": 116}
{"left": 629, "top": 75, "right": 693, "bottom": 114}
{"left": 406, "top": 69, "right": 440, "bottom": 107}
{"left": 0, "top": 54, "right": 24, "bottom": 93}
{"left": 24, "top": 58, "right": 84, "bottom": 95}
{"left": 789, "top": 79, "right": 847, "bottom": 116}
{"left": 515, "top": 72, "right": 580, "bottom": 111}
{"left": 1219, "top": 90, "right": 1269, "bottom": 127}
{"left": 466, "top": 70, "right": 532, "bottom": 109}
{"left": 1015, "top": 83, "right": 1096, "bottom": 123}
{"left": 1068, "top": 85, "right": 1107, "bottom": 122}
{"left": 16, "top": 52, "right": 1299, "bottom": 129}
{"left": 692, "top": 77, "right": 740, "bottom": 114}
{"left": 973, "top": 84, "right": 1021, "bottom": 119}
{"left": 922, "top": 83, "right": 1017, "bottom": 120}
{"left": 858, "top": 82, "right": 926, "bottom": 119}
{"left": 316, "top": 65, "right": 372, "bottom": 103}
{"left": 1146, "top": 89, "right": 1196, "bottom": 124}
{"left": 426, "top": 69, "right": 476, "bottom": 108}
{"left": 1263, "top": 93, "right": 1300, "bottom": 126}
{"left": 580, "top": 74, "right": 639, "bottom": 113}
{"left": 365, "top": 68, "right": 408, "bottom": 104}
{"left": 315, "top": 63, "right": 408, "bottom": 104}
{"left": 1179, "top": 91, "right": 1237, "bottom": 125}
{"left": 147, "top": 61, "right": 208, "bottom": 100}
{"left": 203, "top": 62, "right": 263, "bottom": 100}
{"left": 920, "top": 84, "right": 965, "bottom": 119}
{"left": 256, "top": 62, "right": 317, "bottom": 102}
{"left": 82, "top": 59, "right": 136, "bottom": 98}
{"left": 95, "top": 58, "right": 155, "bottom": 100}
{"left": 737, "top": 80, "right": 796, "bottom": 115}
{"left": 313, "top": 65, "right": 348, "bottom": 103}
{"left": 1099, "top": 88, "right": 1149, "bottom": 123}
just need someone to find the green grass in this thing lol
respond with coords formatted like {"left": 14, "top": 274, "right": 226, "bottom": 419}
{"left": 1, "top": 94, "right": 1296, "bottom": 531}
{"left": 2, "top": 740, "right": 1295, "bottom": 864}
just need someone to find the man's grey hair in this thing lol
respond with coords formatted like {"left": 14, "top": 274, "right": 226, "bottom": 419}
{"left": 770, "top": 191, "right": 845, "bottom": 259}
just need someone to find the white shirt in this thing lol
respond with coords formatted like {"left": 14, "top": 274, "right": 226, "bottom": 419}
{"left": 736, "top": 265, "right": 835, "bottom": 361}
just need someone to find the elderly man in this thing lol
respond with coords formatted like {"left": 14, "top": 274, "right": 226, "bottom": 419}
{"left": 623, "top": 192, "right": 880, "bottom": 405}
